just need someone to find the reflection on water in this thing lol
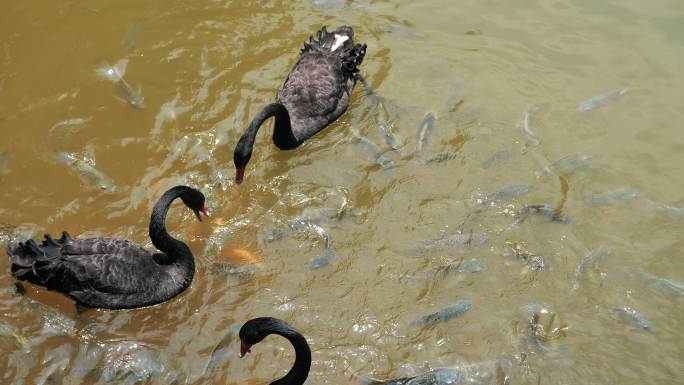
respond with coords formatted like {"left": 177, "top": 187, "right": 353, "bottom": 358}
{"left": 1, "top": 0, "right": 684, "bottom": 384}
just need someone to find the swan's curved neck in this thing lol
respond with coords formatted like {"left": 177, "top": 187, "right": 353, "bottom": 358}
{"left": 149, "top": 186, "right": 195, "bottom": 274}
{"left": 270, "top": 326, "right": 311, "bottom": 385}
{"left": 245, "top": 103, "right": 300, "bottom": 150}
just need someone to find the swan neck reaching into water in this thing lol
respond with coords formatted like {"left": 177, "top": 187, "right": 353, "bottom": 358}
{"left": 248, "top": 102, "right": 299, "bottom": 150}
{"left": 270, "top": 327, "right": 311, "bottom": 385}
{"left": 149, "top": 186, "right": 195, "bottom": 272}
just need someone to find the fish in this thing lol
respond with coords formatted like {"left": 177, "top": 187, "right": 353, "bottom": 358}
{"left": 584, "top": 187, "right": 640, "bottom": 205}
{"left": 309, "top": 247, "right": 335, "bottom": 270}
{"left": 521, "top": 302, "right": 567, "bottom": 353}
{"left": 578, "top": 88, "right": 628, "bottom": 112}
{"left": 0, "top": 320, "right": 28, "bottom": 348}
{"left": 415, "top": 112, "right": 437, "bottom": 159}
{"left": 0, "top": 149, "right": 8, "bottom": 174}
{"left": 516, "top": 204, "right": 570, "bottom": 224}
{"left": 537, "top": 153, "right": 591, "bottom": 178}
{"left": 54, "top": 152, "right": 116, "bottom": 193}
{"left": 205, "top": 323, "right": 241, "bottom": 374}
{"left": 503, "top": 242, "right": 550, "bottom": 271}
{"left": 354, "top": 356, "right": 513, "bottom": 385}
{"left": 425, "top": 259, "right": 486, "bottom": 278}
{"left": 611, "top": 307, "right": 654, "bottom": 331}
{"left": 482, "top": 149, "right": 513, "bottom": 169}
{"left": 520, "top": 104, "right": 540, "bottom": 147}
{"left": 424, "top": 150, "right": 458, "bottom": 164}
{"left": 419, "top": 232, "right": 488, "bottom": 252}
{"left": 472, "top": 185, "right": 532, "bottom": 207}
{"left": 355, "top": 135, "right": 395, "bottom": 170}
{"left": 572, "top": 245, "right": 614, "bottom": 290}
{"left": 96, "top": 59, "right": 145, "bottom": 108}
{"left": 378, "top": 121, "right": 403, "bottom": 152}
{"left": 638, "top": 273, "right": 684, "bottom": 298}
{"left": 410, "top": 299, "right": 473, "bottom": 327}
{"left": 229, "top": 248, "right": 262, "bottom": 265}
{"left": 644, "top": 200, "right": 684, "bottom": 220}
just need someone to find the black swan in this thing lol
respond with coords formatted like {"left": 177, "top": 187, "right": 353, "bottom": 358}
{"left": 5, "top": 185, "right": 208, "bottom": 310}
{"left": 233, "top": 26, "right": 367, "bottom": 184}
{"left": 239, "top": 317, "right": 311, "bottom": 385}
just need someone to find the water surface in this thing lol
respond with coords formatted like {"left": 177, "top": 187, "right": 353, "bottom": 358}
{"left": 1, "top": 1, "right": 683, "bottom": 384}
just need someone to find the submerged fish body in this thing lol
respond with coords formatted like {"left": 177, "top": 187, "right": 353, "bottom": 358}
{"left": 473, "top": 185, "right": 532, "bottom": 207}
{"left": 54, "top": 152, "right": 116, "bottom": 193}
{"left": 503, "top": 242, "right": 549, "bottom": 271}
{"left": 611, "top": 307, "right": 654, "bottom": 331}
{"left": 0, "top": 149, "right": 8, "bottom": 174}
{"left": 573, "top": 245, "right": 614, "bottom": 289}
{"left": 424, "top": 150, "right": 457, "bottom": 164}
{"left": 426, "top": 259, "right": 486, "bottom": 278}
{"left": 578, "top": 88, "right": 628, "bottom": 112}
{"left": 517, "top": 204, "right": 570, "bottom": 224}
{"left": 410, "top": 299, "right": 473, "bottom": 327}
{"left": 361, "top": 357, "right": 513, "bottom": 385}
{"left": 638, "top": 273, "right": 684, "bottom": 298}
{"left": 521, "top": 302, "right": 567, "bottom": 354}
{"left": 420, "top": 232, "right": 488, "bottom": 252}
{"left": 584, "top": 187, "right": 640, "bottom": 205}
{"left": 97, "top": 59, "right": 145, "bottom": 108}
{"left": 309, "top": 247, "right": 336, "bottom": 270}
{"left": 356, "top": 135, "right": 395, "bottom": 170}
{"left": 415, "top": 112, "right": 437, "bottom": 159}
{"left": 538, "top": 153, "right": 591, "bottom": 178}
{"left": 520, "top": 104, "right": 540, "bottom": 146}
{"left": 482, "top": 149, "right": 513, "bottom": 169}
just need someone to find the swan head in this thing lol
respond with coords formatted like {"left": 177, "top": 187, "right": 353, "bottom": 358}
{"left": 180, "top": 187, "right": 209, "bottom": 221}
{"left": 239, "top": 317, "right": 291, "bottom": 357}
{"left": 233, "top": 136, "right": 253, "bottom": 185}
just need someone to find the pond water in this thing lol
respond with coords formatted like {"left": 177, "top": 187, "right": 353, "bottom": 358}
{"left": 1, "top": 0, "right": 683, "bottom": 384}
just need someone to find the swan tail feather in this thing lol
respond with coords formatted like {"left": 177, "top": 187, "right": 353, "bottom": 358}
{"left": 302, "top": 26, "right": 365, "bottom": 72}
{"left": 7, "top": 234, "right": 67, "bottom": 284}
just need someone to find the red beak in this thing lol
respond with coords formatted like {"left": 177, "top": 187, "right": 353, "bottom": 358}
{"left": 240, "top": 341, "right": 251, "bottom": 358}
{"left": 235, "top": 168, "right": 245, "bottom": 185}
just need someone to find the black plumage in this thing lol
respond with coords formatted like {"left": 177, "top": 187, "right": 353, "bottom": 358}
{"left": 233, "top": 25, "right": 367, "bottom": 183}
{"left": 5, "top": 185, "right": 208, "bottom": 310}
{"left": 239, "top": 317, "right": 311, "bottom": 385}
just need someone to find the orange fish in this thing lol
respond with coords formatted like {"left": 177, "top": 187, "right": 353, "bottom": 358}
{"left": 229, "top": 248, "right": 263, "bottom": 266}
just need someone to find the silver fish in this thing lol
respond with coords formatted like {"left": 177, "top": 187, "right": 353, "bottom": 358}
{"left": 645, "top": 200, "right": 684, "bottom": 220}
{"left": 611, "top": 307, "right": 654, "bottom": 331}
{"left": 473, "top": 185, "right": 532, "bottom": 207}
{"left": 516, "top": 204, "right": 570, "bottom": 224}
{"left": 420, "top": 232, "right": 488, "bottom": 252}
{"left": 410, "top": 299, "right": 473, "bottom": 327}
{"left": 578, "top": 88, "right": 628, "bottom": 112}
{"left": 309, "top": 247, "right": 335, "bottom": 270}
{"left": 0, "top": 149, "right": 8, "bottom": 174}
{"left": 426, "top": 259, "right": 486, "bottom": 278}
{"left": 482, "top": 149, "right": 513, "bottom": 169}
{"left": 638, "top": 273, "right": 684, "bottom": 298}
{"left": 54, "top": 152, "right": 116, "bottom": 193}
{"left": 503, "top": 243, "right": 550, "bottom": 271}
{"left": 584, "top": 187, "right": 640, "bottom": 205}
{"left": 415, "top": 112, "right": 437, "bottom": 159}
{"left": 520, "top": 104, "right": 540, "bottom": 146}
{"left": 424, "top": 150, "right": 458, "bottom": 164}
{"left": 573, "top": 245, "right": 614, "bottom": 290}
{"left": 538, "top": 153, "right": 591, "bottom": 177}
{"left": 378, "top": 121, "right": 403, "bottom": 152}
{"left": 356, "top": 135, "right": 395, "bottom": 170}
{"left": 96, "top": 59, "right": 145, "bottom": 108}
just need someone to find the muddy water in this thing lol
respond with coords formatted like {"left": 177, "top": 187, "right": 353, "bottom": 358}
{"left": 1, "top": 0, "right": 683, "bottom": 384}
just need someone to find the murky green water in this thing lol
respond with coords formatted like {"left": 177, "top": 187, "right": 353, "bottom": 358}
{"left": 1, "top": 0, "right": 683, "bottom": 384}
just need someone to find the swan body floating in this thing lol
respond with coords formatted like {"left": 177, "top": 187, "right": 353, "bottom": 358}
{"left": 233, "top": 26, "right": 367, "bottom": 184}
{"left": 5, "top": 186, "right": 208, "bottom": 310}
